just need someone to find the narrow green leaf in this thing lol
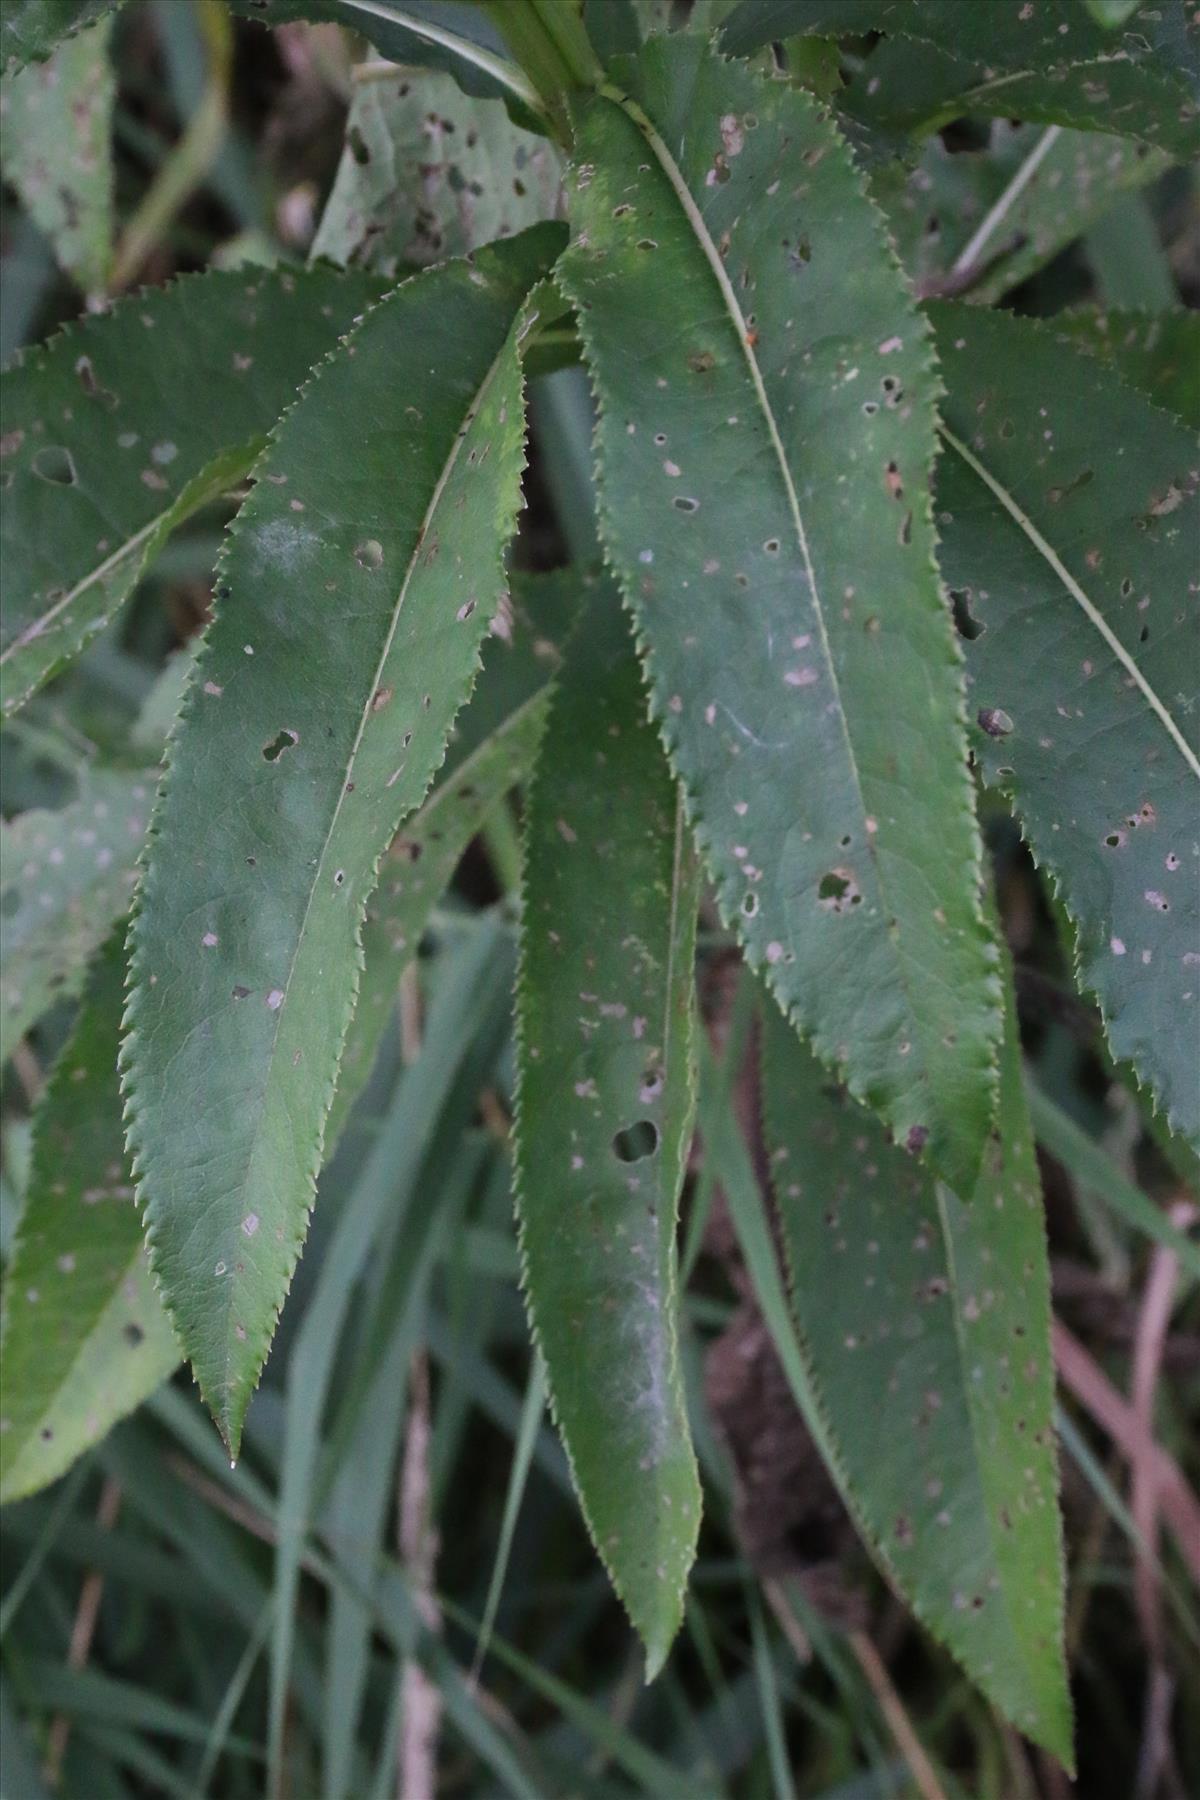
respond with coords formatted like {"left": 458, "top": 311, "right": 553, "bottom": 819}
{"left": 873, "top": 123, "right": 1168, "bottom": 304}
{"left": 759, "top": 985, "right": 1072, "bottom": 1764}
{"left": 515, "top": 592, "right": 701, "bottom": 1678}
{"left": 1, "top": 264, "right": 385, "bottom": 717}
{"left": 0, "top": 0, "right": 119, "bottom": 69}
{"left": 557, "top": 37, "right": 1001, "bottom": 1192}
{"left": 1050, "top": 307, "right": 1200, "bottom": 428}
{"left": 721, "top": 0, "right": 1200, "bottom": 158}
{"left": 0, "top": 13, "right": 114, "bottom": 293}
{"left": 0, "top": 767, "right": 154, "bottom": 1062}
{"left": 1083, "top": 0, "right": 1143, "bottom": 26}
{"left": 326, "top": 685, "right": 549, "bottom": 1149}
{"left": 0, "top": 936, "right": 178, "bottom": 1504}
{"left": 931, "top": 304, "right": 1199, "bottom": 1146}
{"left": 312, "top": 65, "right": 561, "bottom": 276}
{"left": 1026, "top": 1081, "right": 1200, "bottom": 1277}
{"left": 227, "top": 0, "right": 549, "bottom": 131}
{"left": 123, "top": 223, "right": 565, "bottom": 1453}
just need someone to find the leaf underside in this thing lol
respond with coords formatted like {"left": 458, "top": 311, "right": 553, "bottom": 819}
{"left": 721, "top": 0, "right": 1200, "bottom": 159}
{"left": 0, "top": 935, "right": 179, "bottom": 1505}
{"left": 0, "top": 12, "right": 113, "bottom": 292}
{"left": 311, "top": 66, "right": 562, "bottom": 277}
{"left": 0, "top": 768, "right": 156, "bottom": 1063}
{"left": 515, "top": 592, "right": 701, "bottom": 1678}
{"left": 557, "top": 37, "right": 1001, "bottom": 1192}
{"left": 0, "top": 264, "right": 386, "bottom": 717}
{"left": 931, "top": 304, "right": 1199, "bottom": 1145}
{"left": 122, "top": 223, "right": 564, "bottom": 1452}
{"left": 760, "top": 984, "right": 1072, "bottom": 1764}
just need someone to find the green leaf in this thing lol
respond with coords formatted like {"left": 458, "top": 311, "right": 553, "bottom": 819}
{"left": 0, "top": 12, "right": 114, "bottom": 293}
{"left": 1, "top": 264, "right": 386, "bottom": 718}
{"left": 0, "top": 0, "right": 120, "bottom": 70}
{"left": 514, "top": 593, "right": 701, "bottom": 1677}
{"left": 931, "top": 304, "right": 1199, "bottom": 1146}
{"left": 326, "top": 684, "right": 549, "bottom": 1150}
{"left": 0, "top": 767, "right": 154, "bottom": 1063}
{"left": 0, "top": 936, "right": 178, "bottom": 1505}
{"left": 311, "top": 65, "right": 562, "bottom": 278}
{"left": 759, "top": 983, "right": 1072, "bottom": 1764}
{"left": 557, "top": 37, "right": 1001, "bottom": 1193}
{"left": 1083, "top": 0, "right": 1143, "bottom": 26}
{"left": 1049, "top": 307, "right": 1200, "bottom": 428}
{"left": 227, "top": 0, "right": 549, "bottom": 131}
{"left": 722, "top": 0, "right": 1200, "bottom": 157}
{"left": 873, "top": 123, "right": 1168, "bottom": 304}
{"left": 123, "top": 223, "right": 565, "bottom": 1453}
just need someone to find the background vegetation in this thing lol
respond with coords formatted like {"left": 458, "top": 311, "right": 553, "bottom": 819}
{"left": 1, "top": 3, "right": 1197, "bottom": 1797}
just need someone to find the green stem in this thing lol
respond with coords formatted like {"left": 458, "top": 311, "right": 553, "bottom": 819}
{"left": 482, "top": 0, "right": 600, "bottom": 139}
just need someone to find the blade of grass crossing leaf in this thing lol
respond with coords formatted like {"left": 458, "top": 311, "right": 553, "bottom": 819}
{"left": 471, "top": 1351, "right": 547, "bottom": 1679}
{"left": 931, "top": 304, "right": 1200, "bottom": 1146}
{"left": 558, "top": 38, "right": 1001, "bottom": 1192}
{"left": 268, "top": 922, "right": 511, "bottom": 1789}
{"left": 0, "top": 266, "right": 385, "bottom": 716}
{"left": 320, "top": 1141, "right": 482, "bottom": 1800}
{"left": 747, "top": 1587, "right": 799, "bottom": 1800}
{"left": 515, "top": 591, "right": 701, "bottom": 1678}
{"left": 0, "top": 935, "right": 179, "bottom": 1504}
{"left": 1026, "top": 1083, "right": 1200, "bottom": 1277}
{"left": 123, "top": 224, "right": 565, "bottom": 1454}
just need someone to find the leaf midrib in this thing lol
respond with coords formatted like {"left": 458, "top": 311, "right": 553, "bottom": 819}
{"left": 212, "top": 327, "right": 521, "bottom": 1409}
{"left": 596, "top": 83, "right": 928, "bottom": 1062}
{"left": 940, "top": 423, "right": 1200, "bottom": 783}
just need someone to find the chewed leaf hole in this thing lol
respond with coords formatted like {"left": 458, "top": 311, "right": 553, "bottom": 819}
{"left": 354, "top": 538, "right": 384, "bottom": 569}
{"left": 818, "top": 868, "right": 861, "bottom": 912}
{"left": 33, "top": 445, "right": 77, "bottom": 486}
{"left": 263, "top": 729, "right": 299, "bottom": 762}
{"left": 951, "top": 589, "right": 985, "bottom": 641}
{"left": 612, "top": 1120, "right": 659, "bottom": 1163}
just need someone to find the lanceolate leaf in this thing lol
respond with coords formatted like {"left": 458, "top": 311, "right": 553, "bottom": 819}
{"left": 123, "top": 223, "right": 565, "bottom": 1452}
{"left": 515, "top": 594, "right": 701, "bottom": 1677}
{"left": 0, "top": 936, "right": 178, "bottom": 1505}
{"left": 0, "top": 265, "right": 386, "bottom": 718}
{"left": 873, "top": 123, "right": 1168, "bottom": 304}
{"left": 311, "top": 66, "right": 561, "bottom": 277}
{"left": 0, "top": 0, "right": 120, "bottom": 69}
{"left": 558, "top": 38, "right": 1001, "bottom": 1192}
{"left": 721, "top": 0, "right": 1200, "bottom": 158}
{"left": 760, "top": 986, "right": 1072, "bottom": 1763}
{"left": 1049, "top": 308, "right": 1200, "bottom": 429}
{"left": 931, "top": 304, "right": 1200, "bottom": 1145}
{"left": 0, "top": 11, "right": 114, "bottom": 293}
{"left": 0, "top": 767, "right": 155, "bottom": 1063}
{"left": 327, "top": 687, "right": 549, "bottom": 1149}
